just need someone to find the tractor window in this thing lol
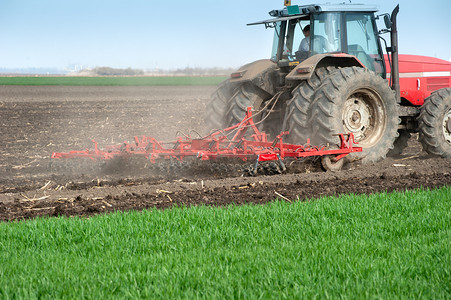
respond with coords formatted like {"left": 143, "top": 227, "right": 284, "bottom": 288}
{"left": 346, "top": 13, "right": 384, "bottom": 74}
{"left": 270, "top": 19, "right": 308, "bottom": 62}
{"left": 293, "top": 20, "right": 307, "bottom": 53}
{"left": 287, "top": 19, "right": 307, "bottom": 56}
{"left": 311, "top": 13, "right": 342, "bottom": 54}
{"left": 287, "top": 18, "right": 310, "bottom": 61}
{"left": 270, "top": 22, "right": 281, "bottom": 62}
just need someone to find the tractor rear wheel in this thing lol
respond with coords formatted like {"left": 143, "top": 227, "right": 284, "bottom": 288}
{"left": 310, "top": 67, "right": 399, "bottom": 163}
{"left": 286, "top": 67, "right": 337, "bottom": 144}
{"left": 418, "top": 88, "right": 451, "bottom": 158}
{"left": 205, "top": 80, "right": 233, "bottom": 132}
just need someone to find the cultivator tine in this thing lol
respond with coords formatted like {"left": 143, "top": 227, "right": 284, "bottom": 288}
{"left": 251, "top": 156, "right": 260, "bottom": 176}
{"left": 277, "top": 154, "right": 286, "bottom": 172}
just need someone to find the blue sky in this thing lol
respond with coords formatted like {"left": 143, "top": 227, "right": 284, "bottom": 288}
{"left": 0, "top": 0, "right": 450, "bottom": 70}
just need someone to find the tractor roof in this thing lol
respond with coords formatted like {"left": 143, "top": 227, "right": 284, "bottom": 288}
{"left": 248, "top": 3, "right": 379, "bottom": 26}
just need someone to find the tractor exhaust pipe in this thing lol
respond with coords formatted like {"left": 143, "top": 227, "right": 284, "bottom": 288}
{"left": 390, "top": 5, "right": 400, "bottom": 102}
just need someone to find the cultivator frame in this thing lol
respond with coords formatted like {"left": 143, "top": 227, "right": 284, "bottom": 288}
{"left": 51, "top": 108, "right": 362, "bottom": 174}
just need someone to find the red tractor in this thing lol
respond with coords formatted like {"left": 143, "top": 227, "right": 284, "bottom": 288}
{"left": 51, "top": 2, "right": 450, "bottom": 174}
{"left": 205, "top": 2, "right": 451, "bottom": 164}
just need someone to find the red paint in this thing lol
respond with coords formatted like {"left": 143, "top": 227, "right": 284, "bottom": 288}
{"left": 385, "top": 54, "right": 451, "bottom": 105}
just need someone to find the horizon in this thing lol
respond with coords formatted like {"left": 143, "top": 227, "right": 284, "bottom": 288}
{"left": 0, "top": 66, "right": 238, "bottom": 77}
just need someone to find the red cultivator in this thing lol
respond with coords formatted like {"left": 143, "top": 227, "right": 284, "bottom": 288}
{"left": 51, "top": 108, "right": 362, "bottom": 174}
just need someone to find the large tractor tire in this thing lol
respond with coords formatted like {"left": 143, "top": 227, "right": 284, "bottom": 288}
{"left": 205, "top": 80, "right": 234, "bottom": 132}
{"left": 418, "top": 88, "right": 451, "bottom": 158}
{"left": 387, "top": 129, "right": 411, "bottom": 157}
{"left": 286, "top": 66, "right": 337, "bottom": 144}
{"left": 310, "top": 67, "right": 399, "bottom": 163}
{"left": 225, "top": 83, "right": 268, "bottom": 127}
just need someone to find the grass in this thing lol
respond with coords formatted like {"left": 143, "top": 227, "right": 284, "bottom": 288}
{"left": 0, "top": 186, "right": 450, "bottom": 299}
{"left": 0, "top": 76, "right": 227, "bottom": 86}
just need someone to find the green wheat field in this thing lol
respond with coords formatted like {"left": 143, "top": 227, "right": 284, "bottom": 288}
{"left": 1, "top": 187, "right": 450, "bottom": 299}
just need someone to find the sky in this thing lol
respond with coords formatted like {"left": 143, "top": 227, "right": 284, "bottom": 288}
{"left": 0, "top": 0, "right": 450, "bottom": 71}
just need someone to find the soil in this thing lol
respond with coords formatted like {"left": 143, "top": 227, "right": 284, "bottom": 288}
{"left": 1, "top": 85, "right": 450, "bottom": 221}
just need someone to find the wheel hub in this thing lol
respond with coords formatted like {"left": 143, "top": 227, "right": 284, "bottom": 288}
{"left": 343, "top": 97, "right": 371, "bottom": 141}
{"left": 443, "top": 108, "right": 451, "bottom": 144}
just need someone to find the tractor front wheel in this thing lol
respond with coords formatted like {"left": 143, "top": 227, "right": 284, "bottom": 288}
{"left": 418, "top": 88, "right": 451, "bottom": 157}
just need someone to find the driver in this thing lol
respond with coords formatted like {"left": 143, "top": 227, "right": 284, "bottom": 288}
{"left": 299, "top": 24, "right": 331, "bottom": 54}
{"left": 299, "top": 25, "right": 310, "bottom": 52}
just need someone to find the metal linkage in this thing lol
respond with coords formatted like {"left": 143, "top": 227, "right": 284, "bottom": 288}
{"left": 51, "top": 107, "right": 362, "bottom": 174}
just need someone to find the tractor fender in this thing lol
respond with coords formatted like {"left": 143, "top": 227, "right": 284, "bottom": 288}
{"left": 229, "top": 59, "right": 278, "bottom": 96}
{"left": 286, "top": 53, "right": 364, "bottom": 81}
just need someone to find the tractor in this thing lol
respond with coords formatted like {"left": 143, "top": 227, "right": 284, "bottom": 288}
{"left": 205, "top": 2, "right": 451, "bottom": 166}
{"left": 51, "top": 2, "right": 451, "bottom": 174}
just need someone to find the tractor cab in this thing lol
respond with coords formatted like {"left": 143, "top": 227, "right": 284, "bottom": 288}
{"left": 248, "top": 3, "right": 386, "bottom": 76}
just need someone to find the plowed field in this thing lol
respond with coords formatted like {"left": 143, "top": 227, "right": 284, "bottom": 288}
{"left": 1, "top": 85, "right": 450, "bottom": 221}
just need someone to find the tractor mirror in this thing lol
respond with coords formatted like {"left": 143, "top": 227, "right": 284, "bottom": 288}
{"left": 384, "top": 14, "right": 392, "bottom": 29}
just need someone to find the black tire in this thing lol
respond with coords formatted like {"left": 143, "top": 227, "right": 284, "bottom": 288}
{"left": 225, "top": 83, "right": 267, "bottom": 127}
{"left": 286, "top": 66, "right": 337, "bottom": 144}
{"left": 204, "top": 80, "right": 233, "bottom": 131}
{"left": 418, "top": 88, "right": 451, "bottom": 158}
{"left": 387, "top": 129, "right": 411, "bottom": 157}
{"left": 310, "top": 67, "right": 399, "bottom": 163}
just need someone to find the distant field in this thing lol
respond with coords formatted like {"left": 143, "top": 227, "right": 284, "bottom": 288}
{"left": 0, "top": 76, "right": 227, "bottom": 86}
{"left": 1, "top": 187, "right": 449, "bottom": 299}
